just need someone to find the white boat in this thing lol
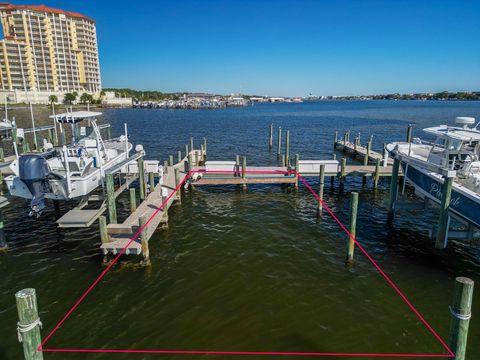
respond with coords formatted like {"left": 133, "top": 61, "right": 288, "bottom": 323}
{"left": 386, "top": 116, "right": 480, "bottom": 227}
{"left": 5, "top": 111, "right": 136, "bottom": 217}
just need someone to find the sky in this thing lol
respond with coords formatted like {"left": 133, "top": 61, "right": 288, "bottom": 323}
{"left": 40, "top": 0, "right": 480, "bottom": 96}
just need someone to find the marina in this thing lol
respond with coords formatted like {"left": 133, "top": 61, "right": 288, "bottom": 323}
{"left": 1, "top": 101, "right": 479, "bottom": 359}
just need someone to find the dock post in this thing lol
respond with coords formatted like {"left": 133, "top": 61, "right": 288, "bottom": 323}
{"left": 163, "top": 160, "right": 168, "bottom": 173}
{"left": 188, "top": 151, "right": 193, "bottom": 171}
{"left": 354, "top": 135, "right": 358, "bottom": 153}
{"left": 406, "top": 125, "right": 413, "bottom": 143}
{"left": 138, "top": 156, "right": 145, "bottom": 200}
{"left": 0, "top": 209, "right": 6, "bottom": 251}
{"left": 281, "top": 154, "right": 286, "bottom": 167}
{"left": 364, "top": 136, "right": 372, "bottom": 166}
{"left": 339, "top": 158, "right": 346, "bottom": 190}
{"left": 169, "top": 155, "right": 173, "bottom": 166}
{"left": 195, "top": 151, "right": 199, "bottom": 166}
{"left": 435, "top": 175, "right": 454, "bottom": 249}
{"left": 346, "top": 130, "right": 350, "bottom": 144}
{"left": 448, "top": 277, "right": 474, "bottom": 360}
{"left": 388, "top": 158, "right": 400, "bottom": 215}
{"left": 343, "top": 131, "right": 348, "bottom": 150}
{"left": 285, "top": 130, "right": 290, "bottom": 166}
{"left": 242, "top": 156, "right": 247, "bottom": 190}
{"left": 277, "top": 126, "right": 282, "bottom": 159}
{"left": 139, "top": 215, "right": 150, "bottom": 266}
{"left": 346, "top": 192, "right": 359, "bottom": 262}
{"left": 334, "top": 131, "right": 338, "bottom": 150}
{"left": 99, "top": 216, "right": 109, "bottom": 262}
{"left": 317, "top": 164, "right": 325, "bottom": 217}
{"left": 0, "top": 146, "right": 4, "bottom": 162}
{"left": 190, "top": 137, "right": 194, "bottom": 154}
{"left": 203, "top": 137, "right": 207, "bottom": 160}
{"left": 235, "top": 155, "right": 240, "bottom": 176}
{"left": 106, "top": 173, "right": 117, "bottom": 224}
{"left": 174, "top": 168, "right": 182, "bottom": 203}
{"left": 149, "top": 172, "right": 155, "bottom": 193}
{"left": 331, "top": 153, "right": 336, "bottom": 186}
{"left": 185, "top": 144, "right": 189, "bottom": 159}
{"left": 373, "top": 158, "right": 380, "bottom": 189}
{"left": 294, "top": 154, "right": 299, "bottom": 188}
{"left": 106, "top": 126, "right": 112, "bottom": 140}
{"left": 129, "top": 188, "right": 137, "bottom": 213}
{"left": 269, "top": 123, "right": 273, "bottom": 150}
{"left": 15, "top": 288, "right": 44, "bottom": 360}
{"left": 242, "top": 156, "right": 246, "bottom": 179}
{"left": 200, "top": 144, "right": 205, "bottom": 162}
{"left": 177, "top": 150, "right": 181, "bottom": 163}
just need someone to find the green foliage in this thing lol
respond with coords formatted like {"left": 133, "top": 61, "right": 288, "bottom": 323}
{"left": 103, "top": 88, "right": 183, "bottom": 101}
{"left": 63, "top": 93, "right": 76, "bottom": 104}
{"left": 48, "top": 94, "right": 58, "bottom": 104}
{"left": 80, "top": 92, "right": 94, "bottom": 104}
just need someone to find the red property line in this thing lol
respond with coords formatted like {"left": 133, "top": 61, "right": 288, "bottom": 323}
{"left": 38, "top": 169, "right": 454, "bottom": 358}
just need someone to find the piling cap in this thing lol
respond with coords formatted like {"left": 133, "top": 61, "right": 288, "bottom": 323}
{"left": 15, "top": 288, "right": 36, "bottom": 298}
{"left": 456, "top": 277, "right": 474, "bottom": 286}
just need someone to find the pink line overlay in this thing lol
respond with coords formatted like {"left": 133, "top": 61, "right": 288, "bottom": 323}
{"left": 38, "top": 169, "right": 454, "bottom": 358}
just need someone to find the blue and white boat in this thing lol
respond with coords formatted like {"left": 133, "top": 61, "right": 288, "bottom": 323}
{"left": 386, "top": 117, "right": 480, "bottom": 228}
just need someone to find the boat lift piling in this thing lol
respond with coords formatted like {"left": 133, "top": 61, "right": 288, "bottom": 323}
{"left": 346, "top": 192, "right": 359, "bottom": 263}
{"left": 317, "top": 164, "right": 325, "bottom": 217}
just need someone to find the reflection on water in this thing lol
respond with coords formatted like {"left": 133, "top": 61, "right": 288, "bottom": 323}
{"left": 0, "top": 101, "right": 480, "bottom": 359}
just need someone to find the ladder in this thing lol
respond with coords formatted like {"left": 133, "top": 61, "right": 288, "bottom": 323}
{"left": 92, "top": 120, "right": 108, "bottom": 162}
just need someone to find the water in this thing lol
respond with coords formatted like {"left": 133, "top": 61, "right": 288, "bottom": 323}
{"left": 1, "top": 101, "right": 480, "bottom": 359}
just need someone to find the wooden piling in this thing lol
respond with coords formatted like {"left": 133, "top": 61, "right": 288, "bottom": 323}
{"left": 139, "top": 215, "right": 150, "bottom": 266}
{"left": 388, "top": 158, "right": 400, "bottom": 214}
{"left": 406, "top": 125, "right": 413, "bottom": 143}
{"left": 149, "top": 172, "right": 155, "bottom": 193}
{"left": 138, "top": 156, "right": 145, "bottom": 200}
{"left": 281, "top": 154, "right": 286, "bottom": 167}
{"left": 106, "top": 173, "right": 117, "bottom": 224}
{"left": 0, "top": 146, "right": 4, "bottom": 162}
{"left": 99, "top": 215, "right": 109, "bottom": 245}
{"left": 235, "top": 155, "right": 240, "bottom": 176}
{"left": 373, "top": 158, "right": 380, "bottom": 188}
{"left": 177, "top": 150, "right": 181, "bottom": 163}
{"left": 340, "top": 158, "right": 347, "bottom": 188}
{"left": 285, "top": 130, "right": 290, "bottom": 166}
{"left": 334, "top": 131, "right": 338, "bottom": 150}
{"left": 163, "top": 160, "right": 168, "bottom": 173}
{"left": 277, "top": 126, "right": 282, "bottom": 159}
{"left": 190, "top": 137, "right": 194, "bottom": 154}
{"left": 200, "top": 144, "right": 205, "bottom": 161}
{"left": 129, "top": 188, "right": 137, "bottom": 213}
{"left": 447, "top": 277, "right": 474, "bottom": 360}
{"left": 169, "top": 155, "right": 174, "bottom": 166}
{"left": 435, "top": 175, "right": 454, "bottom": 249}
{"left": 195, "top": 151, "right": 199, "bottom": 166}
{"left": 203, "top": 137, "right": 207, "bottom": 159}
{"left": 331, "top": 153, "right": 336, "bottom": 186}
{"left": 106, "top": 126, "right": 112, "bottom": 140}
{"left": 294, "top": 154, "right": 299, "bottom": 188}
{"left": 346, "top": 192, "right": 358, "bottom": 262}
{"left": 185, "top": 144, "right": 189, "bottom": 159}
{"left": 174, "top": 168, "right": 182, "bottom": 202}
{"left": 317, "top": 164, "right": 325, "bottom": 216}
{"left": 15, "top": 288, "right": 44, "bottom": 360}
{"left": 269, "top": 123, "right": 273, "bottom": 150}
{"left": 0, "top": 209, "right": 6, "bottom": 251}
{"left": 242, "top": 156, "right": 246, "bottom": 179}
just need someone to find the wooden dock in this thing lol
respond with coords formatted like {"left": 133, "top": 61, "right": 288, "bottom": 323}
{"left": 100, "top": 149, "right": 202, "bottom": 257}
{"left": 335, "top": 138, "right": 393, "bottom": 165}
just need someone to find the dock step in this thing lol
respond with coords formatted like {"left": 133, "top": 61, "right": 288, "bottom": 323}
{"left": 100, "top": 238, "right": 142, "bottom": 255}
{"left": 57, "top": 207, "right": 106, "bottom": 228}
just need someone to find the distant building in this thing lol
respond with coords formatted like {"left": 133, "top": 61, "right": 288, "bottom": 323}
{"left": 101, "top": 91, "right": 132, "bottom": 107}
{"left": 0, "top": 2, "right": 101, "bottom": 103}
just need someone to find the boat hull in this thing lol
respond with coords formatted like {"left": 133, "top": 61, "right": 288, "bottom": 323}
{"left": 402, "top": 163, "right": 480, "bottom": 227}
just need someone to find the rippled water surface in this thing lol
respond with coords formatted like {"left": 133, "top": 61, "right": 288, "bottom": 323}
{"left": 1, "top": 101, "right": 480, "bottom": 359}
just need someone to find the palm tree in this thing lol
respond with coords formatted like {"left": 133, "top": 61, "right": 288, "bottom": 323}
{"left": 48, "top": 94, "right": 58, "bottom": 105}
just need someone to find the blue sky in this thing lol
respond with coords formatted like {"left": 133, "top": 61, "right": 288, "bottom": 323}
{"left": 43, "top": 0, "right": 480, "bottom": 96}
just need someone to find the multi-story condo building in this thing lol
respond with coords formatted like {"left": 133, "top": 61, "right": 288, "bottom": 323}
{"left": 0, "top": 2, "right": 101, "bottom": 101}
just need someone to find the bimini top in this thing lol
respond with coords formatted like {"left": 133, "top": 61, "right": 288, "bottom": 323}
{"left": 49, "top": 111, "right": 102, "bottom": 124}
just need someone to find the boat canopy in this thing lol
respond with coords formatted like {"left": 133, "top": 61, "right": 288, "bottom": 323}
{"left": 423, "top": 126, "right": 480, "bottom": 142}
{"left": 49, "top": 111, "right": 102, "bottom": 124}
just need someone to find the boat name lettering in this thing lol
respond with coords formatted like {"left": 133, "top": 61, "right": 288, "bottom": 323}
{"left": 429, "top": 183, "right": 460, "bottom": 207}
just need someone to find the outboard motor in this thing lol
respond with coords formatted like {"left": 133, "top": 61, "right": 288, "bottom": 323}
{"left": 19, "top": 155, "right": 50, "bottom": 218}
